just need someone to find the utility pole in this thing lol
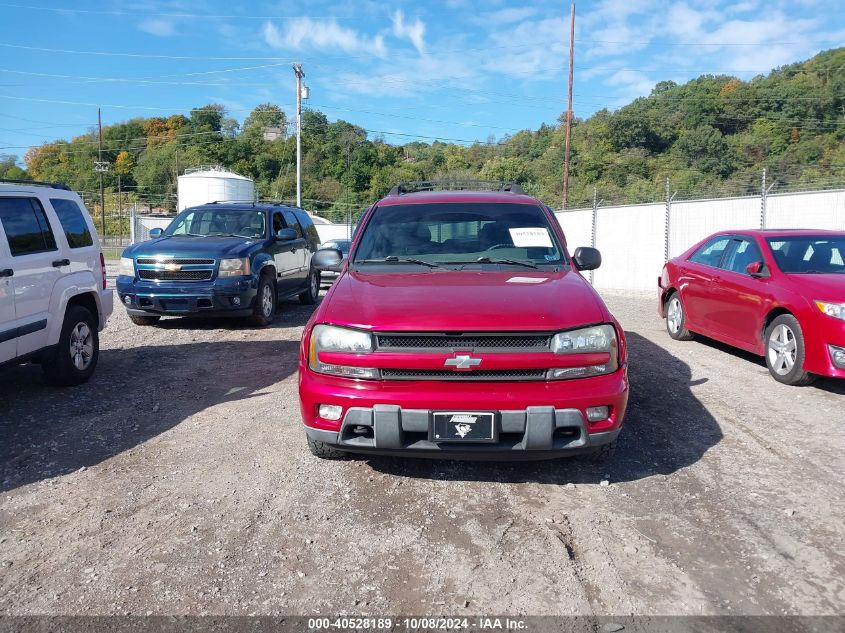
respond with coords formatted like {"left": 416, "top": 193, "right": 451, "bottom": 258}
{"left": 97, "top": 108, "right": 105, "bottom": 235}
{"left": 562, "top": 2, "right": 575, "bottom": 209}
{"left": 293, "top": 63, "right": 305, "bottom": 208}
{"left": 94, "top": 108, "right": 110, "bottom": 237}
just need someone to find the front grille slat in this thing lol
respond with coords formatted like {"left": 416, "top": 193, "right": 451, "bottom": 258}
{"left": 377, "top": 333, "right": 551, "bottom": 352}
{"left": 137, "top": 257, "right": 215, "bottom": 265}
{"left": 381, "top": 369, "right": 546, "bottom": 381}
{"left": 138, "top": 270, "right": 213, "bottom": 281}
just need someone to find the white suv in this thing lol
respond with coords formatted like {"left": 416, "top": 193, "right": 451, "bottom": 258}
{"left": 0, "top": 180, "right": 113, "bottom": 385}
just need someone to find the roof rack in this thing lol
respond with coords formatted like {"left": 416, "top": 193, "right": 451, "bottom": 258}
{"left": 388, "top": 180, "right": 525, "bottom": 196}
{"left": 0, "top": 178, "right": 72, "bottom": 191}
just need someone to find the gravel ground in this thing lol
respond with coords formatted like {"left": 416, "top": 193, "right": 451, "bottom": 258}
{"left": 0, "top": 277, "right": 843, "bottom": 617}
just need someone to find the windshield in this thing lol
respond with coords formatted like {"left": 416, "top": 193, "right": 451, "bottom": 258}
{"left": 165, "top": 208, "right": 266, "bottom": 239}
{"left": 767, "top": 235, "right": 845, "bottom": 274}
{"left": 353, "top": 203, "right": 565, "bottom": 267}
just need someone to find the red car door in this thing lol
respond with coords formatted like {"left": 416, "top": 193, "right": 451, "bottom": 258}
{"left": 708, "top": 237, "right": 772, "bottom": 353}
{"left": 678, "top": 235, "right": 732, "bottom": 333}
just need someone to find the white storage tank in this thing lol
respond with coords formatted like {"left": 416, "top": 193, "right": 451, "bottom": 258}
{"left": 177, "top": 166, "right": 255, "bottom": 211}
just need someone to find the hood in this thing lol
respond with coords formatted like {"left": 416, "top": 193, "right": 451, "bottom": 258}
{"left": 322, "top": 269, "right": 608, "bottom": 331}
{"left": 782, "top": 273, "right": 845, "bottom": 301}
{"left": 124, "top": 235, "right": 261, "bottom": 259}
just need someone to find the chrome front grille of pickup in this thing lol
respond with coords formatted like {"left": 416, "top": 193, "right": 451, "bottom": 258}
{"left": 135, "top": 257, "right": 217, "bottom": 282}
{"left": 375, "top": 332, "right": 554, "bottom": 382}
{"left": 375, "top": 333, "right": 552, "bottom": 353}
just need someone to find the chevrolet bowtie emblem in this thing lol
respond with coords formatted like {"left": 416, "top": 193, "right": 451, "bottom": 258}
{"left": 164, "top": 263, "right": 182, "bottom": 272}
{"left": 444, "top": 355, "right": 482, "bottom": 370}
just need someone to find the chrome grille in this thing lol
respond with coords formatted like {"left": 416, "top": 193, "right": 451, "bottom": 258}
{"left": 381, "top": 369, "right": 546, "bottom": 381}
{"left": 137, "top": 257, "right": 215, "bottom": 265}
{"left": 138, "top": 270, "right": 213, "bottom": 281}
{"left": 376, "top": 333, "right": 551, "bottom": 352}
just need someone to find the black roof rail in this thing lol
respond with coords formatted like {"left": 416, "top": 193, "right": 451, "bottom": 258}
{"left": 0, "top": 178, "right": 72, "bottom": 191}
{"left": 387, "top": 180, "right": 525, "bottom": 196}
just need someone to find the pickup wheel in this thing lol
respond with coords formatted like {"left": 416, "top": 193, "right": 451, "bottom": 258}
{"left": 249, "top": 272, "right": 276, "bottom": 326}
{"left": 665, "top": 292, "right": 694, "bottom": 341}
{"left": 299, "top": 269, "right": 320, "bottom": 305}
{"left": 307, "top": 436, "right": 347, "bottom": 459}
{"left": 129, "top": 315, "right": 161, "bottom": 326}
{"left": 43, "top": 305, "right": 99, "bottom": 386}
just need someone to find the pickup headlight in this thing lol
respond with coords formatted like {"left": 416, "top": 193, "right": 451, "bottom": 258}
{"left": 119, "top": 257, "right": 134, "bottom": 277}
{"left": 815, "top": 301, "right": 845, "bottom": 321}
{"left": 548, "top": 324, "right": 618, "bottom": 380}
{"left": 309, "top": 325, "right": 378, "bottom": 379}
{"left": 219, "top": 257, "right": 250, "bottom": 277}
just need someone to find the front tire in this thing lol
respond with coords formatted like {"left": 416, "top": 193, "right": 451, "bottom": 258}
{"left": 249, "top": 273, "right": 276, "bottom": 326}
{"left": 43, "top": 305, "right": 99, "bottom": 386}
{"left": 665, "top": 292, "right": 694, "bottom": 341}
{"left": 299, "top": 269, "right": 320, "bottom": 305}
{"left": 129, "top": 314, "right": 161, "bottom": 326}
{"left": 307, "top": 436, "right": 347, "bottom": 459}
{"left": 765, "top": 315, "right": 814, "bottom": 386}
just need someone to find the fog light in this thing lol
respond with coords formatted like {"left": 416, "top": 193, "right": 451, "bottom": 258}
{"left": 123, "top": 295, "right": 132, "bottom": 306}
{"left": 232, "top": 296, "right": 241, "bottom": 306}
{"left": 547, "top": 365, "right": 609, "bottom": 380}
{"left": 830, "top": 345, "right": 845, "bottom": 369}
{"left": 318, "top": 404, "right": 343, "bottom": 421}
{"left": 586, "top": 406, "right": 610, "bottom": 422}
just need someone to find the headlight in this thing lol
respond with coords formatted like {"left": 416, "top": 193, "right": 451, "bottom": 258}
{"left": 119, "top": 257, "right": 134, "bottom": 277}
{"left": 548, "top": 324, "right": 618, "bottom": 380}
{"left": 815, "top": 301, "right": 845, "bottom": 321}
{"left": 552, "top": 324, "right": 616, "bottom": 353}
{"left": 309, "top": 324, "right": 378, "bottom": 379}
{"left": 219, "top": 257, "right": 250, "bottom": 277}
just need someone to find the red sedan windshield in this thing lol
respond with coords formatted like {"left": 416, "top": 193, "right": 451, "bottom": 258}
{"left": 767, "top": 236, "right": 845, "bottom": 274}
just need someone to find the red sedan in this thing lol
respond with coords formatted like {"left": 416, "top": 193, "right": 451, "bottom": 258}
{"left": 659, "top": 230, "right": 845, "bottom": 385}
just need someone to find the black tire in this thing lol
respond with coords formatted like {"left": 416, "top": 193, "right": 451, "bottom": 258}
{"left": 764, "top": 314, "right": 815, "bottom": 386}
{"left": 307, "top": 435, "right": 347, "bottom": 459}
{"left": 249, "top": 273, "right": 276, "bottom": 326}
{"left": 581, "top": 440, "right": 617, "bottom": 464}
{"left": 42, "top": 305, "right": 99, "bottom": 387}
{"left": 129, "top": 314, "right": 161, "bottom": 326}
{"left": 665, "top": 292, "right": 694, "bottom": 341}
{"left": 299, "top": 269, "right": 320, "bottom": 305}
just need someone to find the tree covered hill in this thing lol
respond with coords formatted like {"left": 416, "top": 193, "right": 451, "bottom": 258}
{"left": 5, "top": 47, "right": 844, "bottom": 221}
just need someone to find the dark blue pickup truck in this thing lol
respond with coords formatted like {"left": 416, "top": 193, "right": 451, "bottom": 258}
{"left": 117, "top": 203, "right": 321, "bottom": 326}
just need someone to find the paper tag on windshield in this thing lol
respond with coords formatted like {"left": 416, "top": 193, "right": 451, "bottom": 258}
{"left": 509, "top": 227, "right": 553, "bottom": 248}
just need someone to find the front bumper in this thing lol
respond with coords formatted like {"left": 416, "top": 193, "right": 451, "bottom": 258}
{"left": 115, "top": 275, "right": 257, "bottom": 317}
{"left": 299, "top": 369, "right": 628, "bottom": 459}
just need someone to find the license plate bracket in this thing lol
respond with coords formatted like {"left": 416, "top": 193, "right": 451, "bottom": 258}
{"left": 431, "top": 411, "right": 497, "bottom": 443}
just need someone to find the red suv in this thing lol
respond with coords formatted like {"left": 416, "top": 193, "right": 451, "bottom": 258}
{"left": 299, "top": 182, "right": 628, "bottom": 460}
{"left": 659, "top": 229, "right": 845, "bottom": 385}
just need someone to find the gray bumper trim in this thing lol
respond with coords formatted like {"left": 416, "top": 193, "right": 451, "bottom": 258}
{"left": 305, "top": 406, "right": 620, "bottom": 460}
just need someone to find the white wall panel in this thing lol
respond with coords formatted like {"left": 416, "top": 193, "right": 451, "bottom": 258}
{"left": 766, "top": 190, "right": 845, "bottom": 230}
{"left": 555, "top": 209, "right": 594, "bottom": 251}
{"left": 669, "top": 197, "right": 759, "bottom": 258}
{"left": 592, "top": 204, "right": 665, "bottom": 291}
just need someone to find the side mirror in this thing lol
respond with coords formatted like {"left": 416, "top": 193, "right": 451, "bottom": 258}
{"left": 275, "top": 228, "right": 297, "bottom": 241}
{"left": 746, "top": 261, "right": 767, "bottom": 278}
{"left": 573, "top": 246, "right": 602, "bottom": 271}
{"left": 311, "top": 248, "right": 343, "bottom": 272}
{"left": 149, "top": 228, "right": 163, "bottom": 239}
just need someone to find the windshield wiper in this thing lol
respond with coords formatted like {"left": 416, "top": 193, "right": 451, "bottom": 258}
{"left": 208, "top": 233, "right": 255, "bottom": 239}
{"left": 474, "top": 257, "right": 539, "bottom": 269}
{"left": 356, "top": 256, "right": 441, "bottom": 268}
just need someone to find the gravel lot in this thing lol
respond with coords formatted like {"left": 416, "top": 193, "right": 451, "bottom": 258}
{"left": 1, "top": 276, "right": 843, "bottom": 617}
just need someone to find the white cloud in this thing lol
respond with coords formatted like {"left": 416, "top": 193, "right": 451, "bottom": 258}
{"left": 139, "top": 18, "right": 177, "bottom": 37}
{"left": 392, "top": 10, "right": 426, "bottom": 54}
{"left": 262, "top": 19, "right": 386, "bottom": 58}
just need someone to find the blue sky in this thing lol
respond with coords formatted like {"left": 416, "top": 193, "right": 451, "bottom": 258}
{"left": 1, "top": 0, "right": 844, "bottom": 163}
